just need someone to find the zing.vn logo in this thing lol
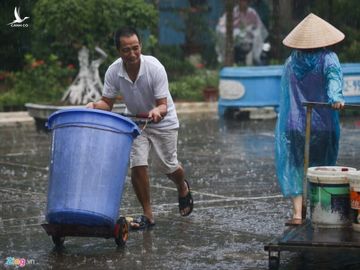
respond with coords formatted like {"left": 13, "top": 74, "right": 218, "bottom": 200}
{"left": 7, "top": 7, "right": 30, "bottom": 28}
{"left": 4, "top": 257, "right": 35, "bottom": 267}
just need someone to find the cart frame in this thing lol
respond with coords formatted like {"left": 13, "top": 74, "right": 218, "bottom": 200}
{"left": 41, "top": 216, "right": 129, "bottom": 247}
{"left": 264, "top": 102, "right": 360, "bottom": 270}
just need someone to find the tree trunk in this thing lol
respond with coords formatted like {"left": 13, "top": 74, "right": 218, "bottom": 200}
{"left": 224, "top": 0, "right": 234, "bottom": 66}
{"left": 271, "top": 0, "right": 281, "bottom": 60}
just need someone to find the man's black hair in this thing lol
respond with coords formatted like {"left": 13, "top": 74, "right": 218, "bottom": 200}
{"left": 114, "top": 26, "right": 141, "bottom": 50}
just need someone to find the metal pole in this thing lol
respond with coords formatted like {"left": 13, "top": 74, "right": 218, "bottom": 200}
{"left": 302, "top": 104, "right": 312, "bottom": 220}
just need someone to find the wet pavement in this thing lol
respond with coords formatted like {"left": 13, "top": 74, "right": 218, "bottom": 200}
{"left": 0, "top": 111, "right": 360, "bottom": 269}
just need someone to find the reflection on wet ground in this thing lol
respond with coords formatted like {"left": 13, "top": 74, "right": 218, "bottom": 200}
{"left": 0, "top": 112, "right": 360, "bottom": 269}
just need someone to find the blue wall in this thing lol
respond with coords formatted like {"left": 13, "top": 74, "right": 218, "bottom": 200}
{"left": 158, "top": 0, "right": 224, "bottom": 45}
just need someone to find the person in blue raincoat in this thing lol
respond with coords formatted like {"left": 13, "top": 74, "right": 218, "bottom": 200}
{"left": 275, "top": 13, "right": 345, "bottom": 224}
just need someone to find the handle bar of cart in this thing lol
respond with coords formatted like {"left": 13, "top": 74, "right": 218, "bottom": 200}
{"left": 301, "top": 102, "right": 360, "bottom": 220}
{"left": 116, "top": 112, "right": 153, "bottom": 127}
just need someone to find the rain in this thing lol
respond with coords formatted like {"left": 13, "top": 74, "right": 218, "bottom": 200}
{"left": 0, "top": 111, "right": 360, "bottom": 269}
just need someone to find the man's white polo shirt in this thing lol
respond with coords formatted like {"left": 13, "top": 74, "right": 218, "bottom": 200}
{"left": 103, "top": 55, "right": 179, "bottom": 129}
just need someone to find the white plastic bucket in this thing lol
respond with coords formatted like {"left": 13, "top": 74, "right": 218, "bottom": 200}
{"left": 348, "top": 171, "right": 360, "bottom": 232}
{"left": 307, "top": 166, "right": 357, "bottom": 228}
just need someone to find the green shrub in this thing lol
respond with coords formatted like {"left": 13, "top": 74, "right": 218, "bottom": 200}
{"left": 0, "top": 54, "right": 75, "bottom": 110}
{"left": 0, "top": 53, "right": 220, "bottom": 110}
{"left": 169, "top": 69, "right": 219, "bottom": 101}
{"left": 156, "top": 46, "right": 196, "bottom": 81}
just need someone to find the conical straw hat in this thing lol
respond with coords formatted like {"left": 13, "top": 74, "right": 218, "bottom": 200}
{"left": 283, "top": 13, "right": 345, "bottom": 49}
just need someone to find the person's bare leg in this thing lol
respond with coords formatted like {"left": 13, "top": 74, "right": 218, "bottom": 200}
{"left": 292, "top": 195, "right": 303, "bottom": 219}
{"left": 130, "top": 166, "right": 154, "bottom": 228}
{"left": 166, "top": 166, "right": 191, "bottom": 216}
{"left": 285, "top": 195, "right": 303, "bottom": 226}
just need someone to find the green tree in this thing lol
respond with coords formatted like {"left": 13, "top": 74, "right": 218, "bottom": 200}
{"left": 29, "top": 0, "right": 158, "bottom": 105}
{"left": 223, "top": 0, "right": 235, "bottom": 66}
{"left": 0, "top": 0, "right": 159, "bottom": 108}
{"left": 310, "top": 0, "right": 360, "bottom": 62}
{"left": 31, "top": 0, "right": 158, "bottom": 65}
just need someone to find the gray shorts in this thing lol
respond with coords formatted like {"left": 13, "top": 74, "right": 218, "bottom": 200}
{"left": 130, "top": 128, "right": 180, "bottom": 174}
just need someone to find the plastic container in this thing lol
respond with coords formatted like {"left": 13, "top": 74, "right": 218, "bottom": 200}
{"left": 46, "top": 108, "right": 140, "bottom": 227}
{"left": 218, "top": 65, "right": 283, "bottom": 116}
{"left": 217, "top": 63, "right": 360, "bottom": 117}
{"left": 348, "top": 171, "right": 360, "bottom": 232}
{"left": 342, "top": 63, "right": 360, "bottom": 104}
{"left": 307, "top": 166, "right": 357, "bottom": 228}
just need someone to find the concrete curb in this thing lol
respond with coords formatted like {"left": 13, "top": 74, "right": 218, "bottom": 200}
{"left": 175, "top": 102, "right": 218, "bottom": 114}
{"left": 0, "top": 111, "right": 35, "bottom": 126}
{"left": 0, "top": 102, "right": 218, "bottom": 126}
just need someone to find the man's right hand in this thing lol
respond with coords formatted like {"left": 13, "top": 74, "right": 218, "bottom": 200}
{"left": 86, "top": 102, "right": 95, "bottom": 109}
{"left": 85, "top": 98, "right": 114, "bottom": 111}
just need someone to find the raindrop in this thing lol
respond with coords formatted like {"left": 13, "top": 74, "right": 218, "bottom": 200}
{"left": 0, "top": 218, "right": 3, "bottom": 232}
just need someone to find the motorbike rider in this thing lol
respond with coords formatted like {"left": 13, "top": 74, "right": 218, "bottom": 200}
{"left": 215, "top": 0, "right": 268, "bottom": 65}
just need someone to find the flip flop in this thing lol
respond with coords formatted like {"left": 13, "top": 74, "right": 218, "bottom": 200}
{"left": 129, "top": 215, "right": 155, "bottom": 231}
{"left": 179, "top": 180, "right": 194, "bottom": 217}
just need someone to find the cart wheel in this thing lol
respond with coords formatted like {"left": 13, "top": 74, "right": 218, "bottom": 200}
{"left": 114, "top": 217, "right": 128, "bottom": 247}
{"left": 52, "top": 236, "right": 65, "bottom": 247}
{"left": 269, "top": 255, "right": 279, "bottom": 270}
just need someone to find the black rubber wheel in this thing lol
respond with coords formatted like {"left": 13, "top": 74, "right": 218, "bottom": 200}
{"left": 269, "top": 255, "right": 279, "bottom": 270}
{"left": 114, "top": 217, "right": 128, "bottom": 247}
{"left": 52, "top": 236, "right": 65, "bottom": 247}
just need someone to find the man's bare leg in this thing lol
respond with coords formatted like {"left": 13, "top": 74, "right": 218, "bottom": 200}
{"left": 167, "top": 166, "right": 192, "bottom": 216}
{"left": 130, "top": 166, "right": 154, "bottom": 228}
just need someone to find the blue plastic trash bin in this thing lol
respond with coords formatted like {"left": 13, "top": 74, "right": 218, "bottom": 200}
{"left": 46, "top": 108, "right": 140, "bottom": 227}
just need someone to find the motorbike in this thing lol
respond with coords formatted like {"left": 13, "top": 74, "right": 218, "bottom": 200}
{"left": 233, "top": 27, "right": 271, "bottom": 66}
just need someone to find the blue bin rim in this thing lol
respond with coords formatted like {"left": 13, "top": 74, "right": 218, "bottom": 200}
{"left": 220, "top": 65, "right": 283, "bottom": 78}
{"left": 220, "top": 63, "right": 360, "bottom": 78}
{"left": 47, "top": 108, "right": 140, "bottom": 135}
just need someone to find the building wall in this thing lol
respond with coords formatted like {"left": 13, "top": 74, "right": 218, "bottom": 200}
{"left": 158, "top": 0, "right": 272, "bottom": 46}
{"left": 158, "top": 0, "right": 223, "bottom": 46}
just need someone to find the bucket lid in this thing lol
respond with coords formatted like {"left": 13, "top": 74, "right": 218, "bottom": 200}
{"left": 348, "top": 170, "right": 360, "bottom": 177}
{"left": 307, "top": 166, "right": 357, "bottom": 184}
{"left": 47, "top": 108, "right": 140, "bottom": 137}
{"left": 348, "top": 171, "right": 360, "bottom": 185}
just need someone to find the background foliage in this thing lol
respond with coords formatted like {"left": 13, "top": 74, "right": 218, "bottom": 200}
{"left": 0, "top": 54, "right": 75, "bottom": 111}
{"left": 1, "top": 0, "right": 360, "bottom": 110}
{"left": 32, "top": 0, "right": 158, "bottom": 67}
{"left": 0, "top": 0, "right": 158, "bottom": 109}
{"left": 169, "top": 69, "right": 219, "bottom": 101}
{"left": 311, "top": 0, "right": 360, "bottom": 62}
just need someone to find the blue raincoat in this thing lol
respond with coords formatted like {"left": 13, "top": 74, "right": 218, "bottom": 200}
{"left": 275, "top": 49, "right": 344, "bottom": 197}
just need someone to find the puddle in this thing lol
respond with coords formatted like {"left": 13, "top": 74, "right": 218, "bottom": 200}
{"left": 0, "top": 114, "right": 359, "bottom": 269}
